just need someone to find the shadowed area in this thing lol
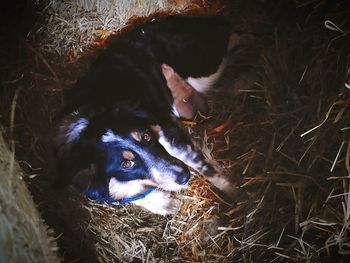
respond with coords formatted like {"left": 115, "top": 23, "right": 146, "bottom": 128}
{"left": 1, "top": 0, "right": 350, "bottom": 262}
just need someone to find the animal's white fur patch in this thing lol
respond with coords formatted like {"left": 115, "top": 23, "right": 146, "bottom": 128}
{"left": 158, "top": 130, "right": 203, "bottom": 172}
{"left": 149, "top": 167, "right": 186, "bottom": 192}
{"left": 207, "top": 175, "right": 235, "bottom": 197}
{"left": 65, "top": 117, "right": 89, "bottom": 143}
{"left": 158, "top": 130, "right": 187, "bottom": 159}
{"left": 109, "top": 177, "right": 152, "bottom": 200}
{"left": 186, "top": 56, "right": 228, "bottom": 93}
{"left": 102, "top": 129, "right": 121, "bottom": 143}
{"left": 132, "top": 189, "right": 180, "bottom": 215}
{"left": 55, "top": 117, "right": 89, "bottom": 156}
{"left": 109, "top": 177, "right": 181, "bottom": 215}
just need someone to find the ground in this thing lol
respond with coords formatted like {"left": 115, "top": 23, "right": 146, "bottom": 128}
{"left": 0, "top": 0, "right": 350, "bottom": 262}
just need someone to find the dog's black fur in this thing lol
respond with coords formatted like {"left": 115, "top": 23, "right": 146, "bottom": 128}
{"left": 53, "top": 15, "right": 232, "bottom": 214}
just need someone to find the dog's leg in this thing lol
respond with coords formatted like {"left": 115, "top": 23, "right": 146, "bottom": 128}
{"left": 161, "top": 64, "right": 209, "bottom": 120}
{"left": 156, "top": 123, "right": 235, "bottom": 197}
{"left": 131, "top": 189, "right": 180, "bottom": 215}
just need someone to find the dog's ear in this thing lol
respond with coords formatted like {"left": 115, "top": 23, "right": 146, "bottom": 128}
{"left": 54, "top": 114, "right": 89, "bottom": 156}
{"left": 53, "top": 144, "right": 99, "bottom": 191}
{"left": 52, "top": 114, "right": 101, "bottom": 190}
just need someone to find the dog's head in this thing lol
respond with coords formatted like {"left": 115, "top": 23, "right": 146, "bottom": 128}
{"left": 53, "top": 107, "right": 190, "bottom": 201}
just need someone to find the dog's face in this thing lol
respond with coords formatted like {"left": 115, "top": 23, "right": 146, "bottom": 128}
{"left": 100, "top": 127, "right": 191, "bottom": 199}
{"left": 54, "top": 108, "right": 190, "bottom": 201}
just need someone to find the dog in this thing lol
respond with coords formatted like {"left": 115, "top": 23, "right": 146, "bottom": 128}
{"left": 53, "top": 15, "right": 234, "bottom": 215}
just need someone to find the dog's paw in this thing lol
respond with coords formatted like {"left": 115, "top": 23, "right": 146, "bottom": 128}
{"left": 132, "top": 189, "right": 181, "bottom": 215}
{"left": 207, "top": 174, "right": 236, "bottom": 199}
{"left": 163, "top": 196, "right": 181, "bottom": 215}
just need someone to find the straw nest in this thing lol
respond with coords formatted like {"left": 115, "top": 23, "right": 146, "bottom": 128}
{"left": 1, "top": 0, "right": 350, "bottom": 262}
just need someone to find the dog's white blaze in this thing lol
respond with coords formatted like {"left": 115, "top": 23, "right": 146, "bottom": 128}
{"left": 102, "top": 129, "right": 121, "bottom": 143}
{"left": 109, "top": 177, "right": 146, "bottom": 200}
{"left": 132, "top": 189, "right": 180, "bottom": 215}
{"left": 65, "top": 117, "right": 88, "bottom": 143}
{"left": 186, "top": 56, "right": 228, "bottom": 93}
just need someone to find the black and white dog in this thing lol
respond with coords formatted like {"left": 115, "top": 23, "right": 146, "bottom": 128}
{"left": 53, "top": 15, "right": 234, "bottom": 215}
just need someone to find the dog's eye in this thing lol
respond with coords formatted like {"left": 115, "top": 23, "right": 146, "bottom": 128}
{"left": 121, "top": 160, "right": 135, "bottom": 169}
{"left": 142, "top": 132, "right": 151, "bottom": 142}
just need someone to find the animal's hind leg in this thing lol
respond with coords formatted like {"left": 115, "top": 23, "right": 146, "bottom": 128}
{"left": 161, "top": 64, "right": 209, "bottom": 120}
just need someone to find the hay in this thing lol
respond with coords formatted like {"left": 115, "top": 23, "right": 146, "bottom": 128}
{"left": 0, "top": 132, "right": 59, "bottom": 263}
{"left": 1, "top": 0, "right": 350, "bottom": 262}
{"left": 197, "top": 1, "right": 350, "bottom": 261}
{"left": 39, "top": 0, "right": 207, "bottom": 60}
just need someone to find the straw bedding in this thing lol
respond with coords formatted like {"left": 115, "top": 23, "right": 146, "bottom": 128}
{"left": 0, "top": 0, "right": 349, "bottom": 262}
{"left": 0, "top": 132, "right": 59, "bottom": 262}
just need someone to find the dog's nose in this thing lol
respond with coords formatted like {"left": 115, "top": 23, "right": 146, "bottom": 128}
{"left": 175, "top": 170, "right": 191, "bottom": 185}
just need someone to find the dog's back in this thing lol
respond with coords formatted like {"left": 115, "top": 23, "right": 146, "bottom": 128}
{"left": 115, "top": 15, "right": 231, "bottom": 77}
{"left": 62, "top": 15, "right": 230, "bottom": 119}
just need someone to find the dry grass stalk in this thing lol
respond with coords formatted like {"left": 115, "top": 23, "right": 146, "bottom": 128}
{"left": 39, "top": 0, "right": 211, "bottom": 60}
{"left": 0, "top": 132, "right": 59, "bottom": 262}
{"left": 1, "top": 0, "right": 350, "bottom": 262}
